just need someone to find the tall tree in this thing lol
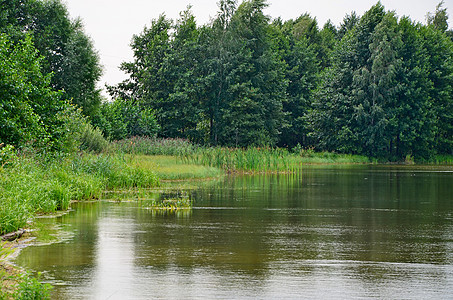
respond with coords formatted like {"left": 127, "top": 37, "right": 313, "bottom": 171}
{"left": 427, "top": 1, "right": 449, "bottom": 32}
{"left": 0, "top": 0, "right": 103, "bottom": 118}
{"left": 0, "top": 33, "right": 83, "bottom": 152}
{"left": 216, "top": 0, "right": 287, "bottom": 146}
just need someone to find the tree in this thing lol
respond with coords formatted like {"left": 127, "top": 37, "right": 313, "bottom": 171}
{"left": 310, "top": 4, "right": 387, "bottom": 154}
{"left": 338, "top": 12, "right": 360, "bottom": 39}
{"left": 270, "top": 19, "right": 319, "bottom": 148}
{"left": 93, "top": 98, "right": 159, "bottom": 141}
{"left": 310, "top": 3, "right": 441, "bottom": 160}
{"left": 0, "top": 0, "right": 103, "bottom": 118}
{"left": 0, "top": 33, "right": 84, "bottom": 152}
{"left": 427, "top": 1, "right": 449, "bottom": 32}
{"left": 216, "top": 0, "right": 287, "bottom": 146}
{"left": 420, "top": 25, "right": 453, "bottom": 154}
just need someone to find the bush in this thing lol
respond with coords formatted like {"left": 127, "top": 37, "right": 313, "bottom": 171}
{"left": 0, "top": 144, "right": 16, "bottom": 167}
{"left": 78, "top": 123, "right": 109, "bottom": 153}
{"left": 14, "top": 272, "right": 52, "bottom": 300}
{"left": 93, "top": 98, "right": 160, "bottom": 141}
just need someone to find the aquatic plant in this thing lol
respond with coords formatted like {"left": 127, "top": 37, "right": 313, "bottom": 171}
{"left": 110, "top": 137, "right": 197, "bottom": 156}
{"left": 182, "top": 147, "right": 370, "bottom": 173}
{"left": 0, "top": 153, "right": 160, "bottom": 235}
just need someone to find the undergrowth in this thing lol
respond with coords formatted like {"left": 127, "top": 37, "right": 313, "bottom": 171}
{"left": 0, "top": 152, "right": 159, "bottom": 235}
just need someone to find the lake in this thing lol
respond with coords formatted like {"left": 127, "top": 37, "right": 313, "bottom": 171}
{"left": 15, "top": 165, "right": 453, "bottom": 299}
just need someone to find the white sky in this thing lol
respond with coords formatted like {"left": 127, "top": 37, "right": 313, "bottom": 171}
{"left": 63, "top": 0, "right": 453, "bottom": 98}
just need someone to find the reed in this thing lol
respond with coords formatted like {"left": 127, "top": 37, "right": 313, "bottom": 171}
{"left": 432, "top": 155, "right": 453, "bottom": 165}
{"left": 130, "top": 155, "right": 223, "bottom": 180}
{"left": 182, "top": 147, "right": 370, "bottom": 173}
{"left": 184, "top": 147, "right": 298, "bottom": 173}
{"left": 0, "top": 153, "right": 160, "bottom": 235}
{"left": 110, "top": 137, "right": 196, "bottom": 156}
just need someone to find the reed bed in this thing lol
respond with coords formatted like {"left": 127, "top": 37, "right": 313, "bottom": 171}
{"left": 110, "top": 137, "right": 197, "bottom": 156}
{"left": 432, "top": 155, "right": 453, "bottom": 165}
{"left": 182, "top": 147, "right": 370, "bottom": 173}
{"left": 0, "top": 153, "right": 159, "bottom": 235}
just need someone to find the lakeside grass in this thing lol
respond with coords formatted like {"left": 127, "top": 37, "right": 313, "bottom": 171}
{"left": 181, "top": 147, "right": 371, "bottom": 173}
{"left": 0, "top": 151, "right": 223, "bottom": 236}
{"left": 0, "top": 153, "right": 160, "bottom": 236}
{"left": 129, "top": 155, "right": 223, "bottom": 180}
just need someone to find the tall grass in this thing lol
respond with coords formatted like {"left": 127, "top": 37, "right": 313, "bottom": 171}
{"left": 0, "top": 153, "right": 159, "bottom": 235}
{"left": 432, "top": 155, "right": 453, "bottom": 165}
{"left": 110, "top": 137, "right": 196, "bottom": 156}
{"left": 182, "top": 147, "right": 370, "bottom": 173}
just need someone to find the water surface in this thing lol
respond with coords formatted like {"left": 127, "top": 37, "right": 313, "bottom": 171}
{"left": 16, "top": 165, "right": 453, "bottom": 299}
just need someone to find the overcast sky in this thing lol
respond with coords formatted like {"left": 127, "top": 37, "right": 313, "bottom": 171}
{"left": 63, "top": 0, "right": 452, "bottom": 96}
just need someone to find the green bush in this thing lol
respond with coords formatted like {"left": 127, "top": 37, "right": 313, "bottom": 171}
{"left": 0, "top": 144, "right": 16, "bottom": 167}
{"left": 14, "top": 272, "right": 52, "bottom": 300}
{"left": 78, "top": 123, "right": 109, "bottom": 153}
{"left": 93, "top": 98, "right": 160, "bottom": 141}
{"left": 0, "top": 153, "right": 160, "bottom": 235}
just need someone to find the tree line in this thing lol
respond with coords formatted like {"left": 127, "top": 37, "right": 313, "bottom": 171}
{"left": 105, "top": 0, "right": 453, "bottom": 160}
{"left": 0, "top": 0, "right": 452, "bottom": 161}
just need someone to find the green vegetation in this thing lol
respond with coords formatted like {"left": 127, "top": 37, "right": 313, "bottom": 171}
{"left": 182, "top": 146, "right": 370, "bottom": 173}
{"left": 107, "top": 0, "right": 452, "bottom": 161}
{"left": 1, "top": 0, "right": 103, "bottom": 119}
{"left": 110, "top": 137, "right": 197, "bottom": 156}
{"left": 130, "top": 155, "right": 224, "bottom": 180}
{"left": 1, "top": 0, "right": 453, "bottom": 296}
{"left": 1, "top": 243, "right": 52, "bottom": 300}
{"left": 0, "top": 152, "right": 159, "bottom": 236}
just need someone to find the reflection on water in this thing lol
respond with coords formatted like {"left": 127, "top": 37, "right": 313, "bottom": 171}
{"left": 15, "top": 166, "right": 453, "bottom": 299}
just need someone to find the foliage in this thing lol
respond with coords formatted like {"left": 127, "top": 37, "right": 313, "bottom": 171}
{"left": 93, "top": 98, "right": 160, "bottom": 141}
{"left": 0, "top": 0, "right": 452, "bottom": 164}
{"left": 110, "top": 1, "right": 287, "bottom": 147}
{"left": 108, "top": 1, "right": 453, "bottom": 159}
{"left": 310, "top": 3, "right": 453, "bottom": 160}
{"left": 13, "top": 272, "right": 52, "bottom": 300}
{"left": 0, "top": 0, "right": 103, "bottom": 118}
{"left": 0, "top": 145, "right": 16, "bottom": 167}
{"left": 0, "top": 153, "right": 159, "bottom": 235}
{"left": 78, "top": 122, "right": 109, "bottom": 154}
{"left": 182, "top": 146, "right": 370, "bottom": 173}
{"left": 110, "top": 137, "right": 196, "bottom": 156}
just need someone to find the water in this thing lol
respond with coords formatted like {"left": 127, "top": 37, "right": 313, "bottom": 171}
{"left": 15, "top": 165, "right": 453, "bottom": 299}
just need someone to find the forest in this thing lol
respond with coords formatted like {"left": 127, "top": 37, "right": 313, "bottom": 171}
{"left": 1, "top": 0, "right": 453, "bottom": 161}
{"left": 104, "top": 0, "right": 453, "bottom": 161}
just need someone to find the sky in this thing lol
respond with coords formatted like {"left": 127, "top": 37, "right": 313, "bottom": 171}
{"left": 63, "top": 0, "right": 452, "bottom": 97}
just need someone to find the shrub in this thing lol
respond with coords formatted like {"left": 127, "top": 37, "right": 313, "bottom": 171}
{"left": 78, "top": 123, "right": 109, "bottom": 153}
{"left": 14, "top": 272, "right": 52, "bottom": 300}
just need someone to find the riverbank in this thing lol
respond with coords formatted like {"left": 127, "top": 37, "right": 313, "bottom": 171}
{"left": 0, "top": 152, "right": 223, "bottom": 298}
{"left": 1, "top": 141, "right": 452, "bottom": 298}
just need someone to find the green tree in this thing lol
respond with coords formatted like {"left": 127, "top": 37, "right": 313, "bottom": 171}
{"left": 0, "top": 0, "right": 103, "bottom": 118}
{"left": 270, "top": 20, "right": 319, "bottom": 147}
{"left": 427, "top": 1, "right": 449, "bottom": 32}
{"left": 420, "top": 25, "right": 453, "bottom": 154}
{"left": 216, "top": 0, "right": 287, "bottom": 146}
{"left": 0, "top": 33, "right": 84, "bottom": 152}
{"left": 93, "top": 98, "right": 159, "bottom": 141}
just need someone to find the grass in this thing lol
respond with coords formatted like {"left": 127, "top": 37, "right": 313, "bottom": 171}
{"left": 1, "top": 242, "right": 52, "bottom": 300}
{"left": 0, "top": 153, "right": 160, "bottom": 236}
{"left": 110, "top": 136, "right": 197, "bottom": 156}
{"left": 129, "top": 155, "right": 224, "bottom": 180}
{"left": 181, "top": 147, "right": 370, "bottom": 173}
{"left": 431, "top": 154, "right": 453, "bottom": 165}
{"left": 0, "top": 150, "right": 224, "bottom": 236}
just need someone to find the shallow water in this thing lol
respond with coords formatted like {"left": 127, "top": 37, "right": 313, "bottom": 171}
{"left": 15, "top": 165, "right": 453, "bottom": 299}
